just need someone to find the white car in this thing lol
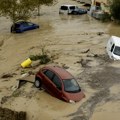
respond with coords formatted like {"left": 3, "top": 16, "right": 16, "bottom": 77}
{"left": 59, "top": 5, "right": 87, "bottom": 15}
{"left": 59, "top": 5, "right": 77, "bottom": 14}
{"left": 107, "top": 36, "right": 120, "bottom": 60}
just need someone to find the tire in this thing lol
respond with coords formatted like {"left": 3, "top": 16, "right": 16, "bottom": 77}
{"left": 11, "top": 26, "right": 14, "bottom": 33}
{"left": 34, "top": 78, "right": 42, "bottom": 88}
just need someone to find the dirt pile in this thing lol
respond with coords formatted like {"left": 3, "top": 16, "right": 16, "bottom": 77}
{"left": 0, "top": 107, "right": 26, "bottom": 120}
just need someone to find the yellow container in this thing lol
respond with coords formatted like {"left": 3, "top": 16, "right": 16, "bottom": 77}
{"left": 21, "top": 58, "right": 32, "bottom": 68}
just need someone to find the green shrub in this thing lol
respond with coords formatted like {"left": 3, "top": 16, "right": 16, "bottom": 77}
{"left": 110, "top": 0, "right": 120, "bottom": 21}
{"left": 39, "top": 54, "right": 51, "bottom": 64}
{"left": 29, "top": 54, "right": 41, "bottom": 61}
{"left": 101, "top": 12, "right": 111, "bottom": 22}
{"left": 29, "top": 47, "right": 51, "bottom": 64}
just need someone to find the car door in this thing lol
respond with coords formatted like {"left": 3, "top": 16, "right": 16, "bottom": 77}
{"left": 14, "top": 24, "right": 21, "bottom": 32}
{"left": 42, "top": 70, "right": 55, "bottom": 95}
{"left": 27, "top": 22, "right": 34, "bottom": 30}
{"left": 22, "top": 22, "right": 30, "bottom": 31}
{"left": 51, "top": 74, "right": 63, "bottom": 99}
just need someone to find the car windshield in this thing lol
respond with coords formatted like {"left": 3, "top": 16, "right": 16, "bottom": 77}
{"left": 28, "top": 22, "right": 33, "bottom": 26}
{"left": 23, "top": 22, "right": 31, "bottom": 26}
{"left": 63, "top": 79, "right": 81, "bottom": 93}
{"left": 69, "top": 6, "right": 76, "bottom": 10}
{"left": 60, "top": 6, "right": 68, "bottom": 10}
{"left": 113, "top": 46, "right": 120, "bottom": 56}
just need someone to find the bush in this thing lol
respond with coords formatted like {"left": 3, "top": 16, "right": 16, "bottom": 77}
{"left": 29, "top": 54, "right": 42, "bottom": 61}
{"left": 101, "top": 12, "right": 111, "bottom": 22}
{"left": 29, "top": 47, "right": 51, "bottom": 64}
{"left": 39, "top": 54, "right": 51, "bottom": 64}
{"left": 110, "top": 0, "right": 120, "bottom": 21}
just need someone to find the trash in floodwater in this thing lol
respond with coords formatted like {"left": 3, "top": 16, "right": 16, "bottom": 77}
{"left": 21, "top": 73, "right": 29, "bottom": 78}
{"left": 17, "top": 74, "right": 34, "bottom": 89}
{"left": 21, "top": 58, "right": 32, "bottom": 68}
{"left": 106, "top": 36, "right": 120, "bottom": 60}
{"left": 17, "top": 80, "right": 27, "bottom": 89}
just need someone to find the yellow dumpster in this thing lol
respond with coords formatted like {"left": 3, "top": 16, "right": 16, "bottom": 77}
{"left": 21, "top": 58, "right": 32, "bottom": 68}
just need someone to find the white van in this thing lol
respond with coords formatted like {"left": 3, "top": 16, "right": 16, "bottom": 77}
{"left": 107, "top": 36, "right": 120, "bottom": 60}
{"left": 59, "top": 5, "right": 77, "bottom": 14}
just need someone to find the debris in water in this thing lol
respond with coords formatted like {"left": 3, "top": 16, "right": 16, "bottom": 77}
{"left": 0, "top": 107, "right": 26, "bottom": 120}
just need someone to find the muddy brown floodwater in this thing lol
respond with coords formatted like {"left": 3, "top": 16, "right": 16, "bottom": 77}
{"left": 0, "top": 0, "right": 120, "bottom": 120}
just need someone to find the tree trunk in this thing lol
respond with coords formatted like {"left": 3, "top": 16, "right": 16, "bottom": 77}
{"left": 37, "top": 5, "right": 41, "bottom": 16}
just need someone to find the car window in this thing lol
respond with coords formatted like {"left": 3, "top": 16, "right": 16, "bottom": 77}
{"left": 60, "top": 6, "right": 68, "bottom": 10}
{"left": 15, "top": 24, "right": 20, "bottom": 28}
{"left": 23, "top": 22, "right": 28, "bottom": 26}
{"left": 63, "top": 79, "right": 81, "bottom": 93}
{"left": 28, "top": 22, "right": 33, "bottom": 26}
{"left": 44, "top": 70, "right": 54, "bottom": 80}
{"left": 96, "top": 6, "right": 101, "bottom": 10}
{"left": 111, "top": 44, "right": 115, "bottom": 52}
{"left": 69, "top": 6, "right": 75, "bottom": 10}
{"left": 52, "top": 75, "right": 62, "bottom": 90}
{"left": 113, "top": 46, "right": 120, "bottom": 56}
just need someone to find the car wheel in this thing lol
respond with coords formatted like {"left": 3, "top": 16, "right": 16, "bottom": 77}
{"left": 37, "top": 26, "right": 39, "bottom": 28}
{"left": 11, "top": 26, "right": 14, "bottom": 33}
{"left": 35, "top": 78, "right": 42, "bottom": 88}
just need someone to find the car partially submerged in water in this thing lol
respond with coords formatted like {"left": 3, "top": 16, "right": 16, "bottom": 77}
{"left": 59, "top": 5, "right": 87, "bottom": 15}
{"left": 35, "top": 66, "right": 85, "bottom": 103}
{"left": 107, "top": 36, "right": 120, "bottom": 60}
{"left": 11, "top": 21, "right": 39, "bottom": 33}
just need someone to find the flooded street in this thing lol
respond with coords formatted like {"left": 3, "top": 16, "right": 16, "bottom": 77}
{"left": 0, "top": 0, "right": 120, "bottom": 120}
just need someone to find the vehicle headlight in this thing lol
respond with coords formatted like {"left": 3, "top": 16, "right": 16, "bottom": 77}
{"left": 69, "top": 100, "right": 75, "bottom": 104}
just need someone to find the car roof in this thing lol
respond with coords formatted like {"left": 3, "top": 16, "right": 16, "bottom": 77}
{"left": 44, "top": 66, "right": 73, "bottom": 80}
{"left": 15, "top": 21, "right": 28, "bottom": 24}
{"left": 61, "top": 5, "right": 77, "bottom": 7}
{"left": 110, "top": 36, "right": 120, "bottom": 46}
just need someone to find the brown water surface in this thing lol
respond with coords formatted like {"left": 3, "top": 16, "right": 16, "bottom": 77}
{"left": 0, "top": 0, "right": 120, "bottom": 120}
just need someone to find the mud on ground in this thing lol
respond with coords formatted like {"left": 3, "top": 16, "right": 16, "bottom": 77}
{"left": 68, "top": 55, "right": 120, "bottom": 120}
{"left": 0, "top": 107, "right": 26, "bottom": 120}
{"left": 0, "top": 0, "right": 120, "bottom": 120}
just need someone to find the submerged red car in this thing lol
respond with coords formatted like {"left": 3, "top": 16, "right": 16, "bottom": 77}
{"left": 35, "top": 66, "right": 85, "bottom": 103}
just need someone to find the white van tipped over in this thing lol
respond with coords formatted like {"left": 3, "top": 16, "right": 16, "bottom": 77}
{"left": 107, "top": 36, "right": 120, "bottom": 60}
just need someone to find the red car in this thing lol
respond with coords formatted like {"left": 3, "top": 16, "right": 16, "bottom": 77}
{"left": 35, "top": 66, "right": 85, "bottom": 103}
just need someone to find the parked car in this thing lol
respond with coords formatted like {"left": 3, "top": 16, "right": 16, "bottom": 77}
{"left": 35, "top": 65, "right": 85, "bottom": 103}
{"left": 59, "top": 5, "right": 87, "bottom": 15}
{"left": 107, "top": 36, "right": 120, "bottom": 60}
{"left": 11, "top": 21, "right": 39, "bottom": 33}
{"left": 71, "top": 7, "right": 87, "bottom": 15}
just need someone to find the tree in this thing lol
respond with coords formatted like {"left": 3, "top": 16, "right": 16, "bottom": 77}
{"left": 110, "top": 0, "right": 120, "bottom": 21}
{"left": 33, "top": 0, "right": 57, "bottom": 16}
{"left": 0, "top": 0, "right": 35, "bottom": 23}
